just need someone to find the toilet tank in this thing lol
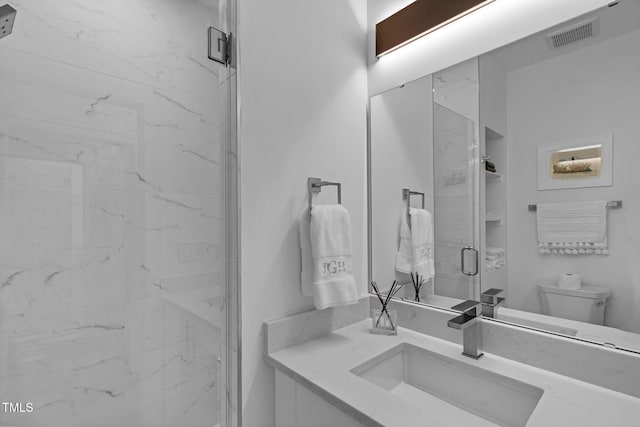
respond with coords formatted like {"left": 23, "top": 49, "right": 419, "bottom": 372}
{"left": 538, "top": 281, "right": 611, "bottom": 325}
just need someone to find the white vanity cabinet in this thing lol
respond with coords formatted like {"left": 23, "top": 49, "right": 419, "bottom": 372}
{"left": 275, "top": 370, "right": 367, "bottom": 427}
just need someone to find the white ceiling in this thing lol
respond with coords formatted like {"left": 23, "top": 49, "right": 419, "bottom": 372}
{"left": 488, "top": 0, "right": 640, "bottom": 72}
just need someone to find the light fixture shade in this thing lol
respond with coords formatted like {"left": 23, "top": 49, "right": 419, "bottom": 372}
{"left": 376, "top": 0, "right": 495, "bottom": 57}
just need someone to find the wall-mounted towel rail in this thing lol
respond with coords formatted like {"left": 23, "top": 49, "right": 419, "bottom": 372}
{"left": 308, "top": 177, "right": 342, "bottom": 216}
{"left": 403, "top": 188, "right": 425, "bottom": 208}
{"left": 402, "top": 188, "right": 425, "bottom": 224}
{"left": 528, "top": 200, "right": 622, "bottom": 212}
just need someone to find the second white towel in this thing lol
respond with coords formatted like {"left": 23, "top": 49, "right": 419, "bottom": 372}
{"left": 396, "top": 208, "right": 435, "bottom": 280}
{"left": 395, "top": 210, "right": 413, "bottom": 274}
{"left": 410, "top": 208, "right": 435, "bottom": 280}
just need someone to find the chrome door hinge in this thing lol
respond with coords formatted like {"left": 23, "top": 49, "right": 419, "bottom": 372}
{"left": 208, "top": 27, "right": 232, "bottom": 66}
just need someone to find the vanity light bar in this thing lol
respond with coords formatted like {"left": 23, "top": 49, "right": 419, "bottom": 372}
{"left": 376, "top": 0, "right": 495, "bottom": 57}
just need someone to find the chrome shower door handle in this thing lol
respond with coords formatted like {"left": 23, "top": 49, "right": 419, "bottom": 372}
{"left": 461, "top": 246, "right": 479, "bottom": 276}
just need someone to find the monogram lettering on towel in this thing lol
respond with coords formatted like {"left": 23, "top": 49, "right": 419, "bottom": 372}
{"left": 322, "top": 259, "right": 346, "bottom": 275}
{"left": 414, "top": 245, "right": 432, "bottom": 260}
{"left": 317, "top": 257, "right": 352, "bottom": 277}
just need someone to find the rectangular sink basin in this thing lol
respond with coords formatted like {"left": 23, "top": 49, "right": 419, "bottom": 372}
{"left": 351, "top": 343, "right": 543, "bottom": 427}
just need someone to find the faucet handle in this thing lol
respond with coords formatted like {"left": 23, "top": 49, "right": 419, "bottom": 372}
{"left": 481, "top": 288, "right": 504, "bottom": 305}
{"left": 451, "top": 300, "right": 482, "bottom": 316}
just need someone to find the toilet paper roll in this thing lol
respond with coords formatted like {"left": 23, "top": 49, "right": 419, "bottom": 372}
{"left": 558, "top": 273, "right": 581, "bottom": 290}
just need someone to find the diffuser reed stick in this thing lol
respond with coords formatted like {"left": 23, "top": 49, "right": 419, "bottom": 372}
{"left": 371, "top": 280, "right": 403, "bottom": 329}
{"left": 411, "top": 272, "right": 426, "bottom": 302}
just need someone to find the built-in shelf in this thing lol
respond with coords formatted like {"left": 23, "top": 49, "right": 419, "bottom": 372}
{"left": 485, "top": 170, "right": 503, "bottom": 183}
{"left": 162, "top": 287, "right": 223, "bottom": 329}
{"left": 485, "top": 215, "right": 503, "bottom": 224}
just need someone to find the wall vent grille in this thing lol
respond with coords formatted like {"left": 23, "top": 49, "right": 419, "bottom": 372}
{"left": 546, "top": 17, "right": 599, "bottom": 49}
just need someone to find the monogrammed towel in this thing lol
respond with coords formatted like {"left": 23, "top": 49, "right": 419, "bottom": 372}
{"left": 395, "top": 208, "right": 413, "bottom": 274}
{"left": 309, "top": 205, "right": 358, "bottom": 310}
{"left": 299, "top": 210, "right": 314, "bottom": 297}
{"left": 409, "top": 208, "right": 435, "bottom": 280}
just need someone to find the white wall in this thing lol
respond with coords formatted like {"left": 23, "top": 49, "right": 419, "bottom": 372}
{"left": 236, "top": 1, "right": 625, "bottom": 424}
{"left": 479, "top": 55, "right": 508, "bottom": 137}
{"left": 505, "top": 29, "right": 640, "bottom": 333}
{"left": 367, "top": 0, "right": 613, "bottom": 96}
{"left": 479, "top": 54, "right": 508, "bottom": 293}
{"left": 237, "top": 1, "right": 368, "bottom": 426}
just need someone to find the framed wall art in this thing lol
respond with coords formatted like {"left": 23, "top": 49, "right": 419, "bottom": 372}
{"left": 537, "top": 134, "right": 613, "bottom": 190}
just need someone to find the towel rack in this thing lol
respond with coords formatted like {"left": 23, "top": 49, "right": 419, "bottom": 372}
{"left": 403, "top": 188, "right": 425, "bottom": 209}
{"left": 308, "top": 177, "right": 342, "bottom": 216}
{"left": 402, "top": 188, "right": 425, "bottom": 224}
{"left": 528, "top": 200, "right": 622, "bottom": 212}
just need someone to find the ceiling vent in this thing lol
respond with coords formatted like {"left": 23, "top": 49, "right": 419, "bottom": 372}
{"left": 546, "top": 17, "right": 600, "bottom": 49}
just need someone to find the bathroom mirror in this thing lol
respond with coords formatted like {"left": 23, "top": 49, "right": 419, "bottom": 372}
{"left": 368, "top": 1, "right": 640, "bottom": 353}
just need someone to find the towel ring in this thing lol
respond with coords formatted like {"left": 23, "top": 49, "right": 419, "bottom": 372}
{"left": 308, "top": 177, "right": 342, "bottom": 217}
{"left": 402, "top": 188, "right": 425, "bottom": 224}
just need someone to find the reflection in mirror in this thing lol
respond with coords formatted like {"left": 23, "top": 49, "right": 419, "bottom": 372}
{"left": 537, "top": 135, "right": 613, "bottom": 190}
{"left": 432, "top": 57, "right": 480, "bottom": 302}
{"left": 550, "top": 145, "right": 601, "bottom": 178}
{"left": 370, "top": 58, "right": 482, "bottom": 309}
{"left": 370, "top": 74, "right": 434, "bottom": 300}
{"left": 369, "top": 2, "right": 640, "bottom": 353}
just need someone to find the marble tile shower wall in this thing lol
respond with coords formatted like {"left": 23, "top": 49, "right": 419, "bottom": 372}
{"left": 0, "top": 1, "right": 226, "bottom": 426}
{"left": 432, "top": 58, "right": 479, "bottom": 300}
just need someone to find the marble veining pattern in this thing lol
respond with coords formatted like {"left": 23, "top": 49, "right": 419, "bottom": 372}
{"left": 431, "top": 58, "right": 480, "bottom": 300}
{"left": 0, "top": 0, "right": 229, "bottom": 425}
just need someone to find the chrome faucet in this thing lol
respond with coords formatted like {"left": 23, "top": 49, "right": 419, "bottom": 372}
{"left": 447, "top": 300, "right": 483, "bottom": 359}
{"left": 481, "top": 288, "right": 505, "bottom": 318}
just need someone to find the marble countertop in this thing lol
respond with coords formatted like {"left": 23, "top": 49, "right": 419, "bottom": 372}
{"left": 497, "top": 307, "right": 640, "bottom": 352}
{"left": 266, "top": 320, "right": 640, "bottom": 427}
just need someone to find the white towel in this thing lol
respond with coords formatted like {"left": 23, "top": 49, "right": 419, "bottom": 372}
{"left": 309, "top": 205, "right": 358, "bottom": 310}
{"left": 537, "top": 201, "right": 609, "bottom": 255}
{"left": 395, "top": 210, "right": 413, "bottom": 274}
{"left": 299, "top": 211, "right": 314, "bottom": 297}
{"left": 485, "top": 246, "right": 505, "bottom": 271}
{"left": 410, "top": 208, "right": 435, "bottom": 280}
{"left": 395, "top": 208, "right": 435, "bottom": 279}
{"left": 486, "top": 246, "right": 505, "bottom": 256}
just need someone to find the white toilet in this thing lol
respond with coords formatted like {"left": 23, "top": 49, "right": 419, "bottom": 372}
{"left": 538, "top": 280, "right": 611, "bottom": 325}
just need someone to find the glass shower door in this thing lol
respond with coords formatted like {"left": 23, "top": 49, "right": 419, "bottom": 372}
{"left": 0, "top": 0, "right": 236, "bottom": 426}
{"left": 432, "top": 58, "right": 481, "bottom": 302}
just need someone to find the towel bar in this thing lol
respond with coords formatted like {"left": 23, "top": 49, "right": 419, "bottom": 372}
{"left": 308, "top": 177, "right": 342, "bottom": 216}
{"left": 402, "top": 188, "right": 425, "bottom": 224}
{"left": 528, "top": 200, "right": 622, "bottom": 212}
{"left": 402, "top": 188, "right": 425, "bottom": 208}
